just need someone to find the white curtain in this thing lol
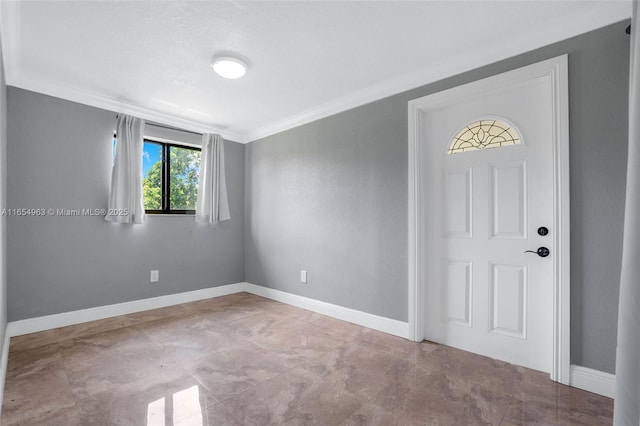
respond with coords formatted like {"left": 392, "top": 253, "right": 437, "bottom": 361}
{"left": 195, "top": 133, "right": 230, "bottom": 224}
{"left": 105, "top": 114, "right": 145, "bottom": 224}
{"left": 615, "top": 3, "right": 640, "bottom": 424}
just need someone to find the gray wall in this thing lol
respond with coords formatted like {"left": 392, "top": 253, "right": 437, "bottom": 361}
{"left": 6, "top": 88, "right": 245, "bottom": 320}
{"left": 0, "top": 37, "right": 7, "bottom": 358}
{"left": 3, "top": 21, "right": 627, "bottom": 374}
{"left": 245, "top": 21, "right": 630, "bottom": 374}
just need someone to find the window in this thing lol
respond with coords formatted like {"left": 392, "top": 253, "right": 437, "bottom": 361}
{"left": 448, "top": 119, "right": 521, "bottom": 154}
{"left": 143, "top": 139, "right": 201, "bottom": 214}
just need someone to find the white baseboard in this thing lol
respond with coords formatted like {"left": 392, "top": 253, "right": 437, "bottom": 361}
{"left": 2, "top": 283, "right": 613, "bottom": 401}
{"left": 569, "top": 365, "right": 615, "bottom": 398}
{"left": 6, "top": 282, "right": 247, "bottom": 337}
{"left": 6, "top": 282, "right": 410, "bottom": 341}
{"left": 244, "top": 283, "right": 410, "bottom": 339}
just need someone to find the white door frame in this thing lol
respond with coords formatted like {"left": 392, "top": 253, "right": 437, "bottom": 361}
{"left": 407, "top": 55, "right": 570, "bottom": 384}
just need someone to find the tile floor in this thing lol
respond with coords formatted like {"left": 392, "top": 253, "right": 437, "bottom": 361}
{"left": 1, "top": 292, "right": 613, "bottom": 425}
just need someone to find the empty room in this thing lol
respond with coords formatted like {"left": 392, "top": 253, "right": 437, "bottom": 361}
{"left": 0, "top": 0, "right": 638, "bottom": 425}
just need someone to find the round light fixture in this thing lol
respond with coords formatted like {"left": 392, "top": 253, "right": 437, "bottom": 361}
{"left": 211, "top": 56, "right": 247, "bottom": 79}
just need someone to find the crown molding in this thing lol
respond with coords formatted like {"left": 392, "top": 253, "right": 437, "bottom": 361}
{"left": 0, "top": 2, "right": 245, "bottom": 142}
{"left": 9, "top": 73, "right": 246, "bottom": 142}
{"left": 0, "top": 1, "right": 631, "bottom": 144}
{"left": 245, "top": 1, "right": 631, "bottom": 142}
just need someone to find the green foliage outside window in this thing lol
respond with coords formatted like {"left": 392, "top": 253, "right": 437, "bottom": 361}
{"left": 142, "top": 142, "right": 201, "bottom": 212}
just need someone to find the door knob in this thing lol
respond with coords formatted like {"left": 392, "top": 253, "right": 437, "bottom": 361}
{"left": 525, "top": 247, "right": 550, "bottom": 257}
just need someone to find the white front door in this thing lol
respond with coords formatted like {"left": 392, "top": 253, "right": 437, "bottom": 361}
{"left": 417, "top": 61, "right": 566, "bottom": 373}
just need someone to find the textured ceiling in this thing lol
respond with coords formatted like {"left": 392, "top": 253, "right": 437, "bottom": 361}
{"left": 0, "top": 1, "right": 631, "bottom": 142}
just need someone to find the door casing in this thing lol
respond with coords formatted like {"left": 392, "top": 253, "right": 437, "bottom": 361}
{"left": 407, "top": 55, "right": 570, "bottom": 384}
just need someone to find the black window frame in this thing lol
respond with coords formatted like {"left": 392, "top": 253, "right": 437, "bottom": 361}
{"left": 143, "top": 138, "right": 201, "bottom": 215}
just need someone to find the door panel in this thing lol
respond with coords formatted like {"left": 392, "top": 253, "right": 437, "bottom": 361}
{"left": 444, "top": 260, "right": 472, "bottom": 326}
{"left": 489, "top": 263, "right": 527, "bottom": 338}
{"left": 422, "top": 75, "right": 554, "bottom": 373}
{"left": 490, "top": 162, "right": 527, "bottom": 239}
{"left": 443, "top": 169, "right": 472, "bottom": 238}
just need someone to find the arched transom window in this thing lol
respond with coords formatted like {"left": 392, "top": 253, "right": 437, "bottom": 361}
{"left": 448, "top": 119, "right": 521, "bottom": 154}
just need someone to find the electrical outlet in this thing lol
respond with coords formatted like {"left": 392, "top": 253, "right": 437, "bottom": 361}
{"left": 300, "top": 270, "right": 307, "bottom": 284}
{"left": 150, "top": 270, "right": 159, "bottom": 283}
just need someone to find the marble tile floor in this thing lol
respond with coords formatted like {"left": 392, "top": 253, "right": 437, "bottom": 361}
{"left": 1, "top": 292, "right": 612, "bottom": 425}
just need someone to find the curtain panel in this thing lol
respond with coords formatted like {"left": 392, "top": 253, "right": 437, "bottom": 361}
{"left": 195, "top": 133, "right": 231, "bottom": 224}
{"left": 105, "top": 114, "right": 145, "bottom": 224}
{"left": 614, "top": 1, "right": 640, "bottom": 424}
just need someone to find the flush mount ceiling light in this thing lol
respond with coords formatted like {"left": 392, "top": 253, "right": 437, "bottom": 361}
{"left": 211, "top": 56, "right": 247, "bottom": 79}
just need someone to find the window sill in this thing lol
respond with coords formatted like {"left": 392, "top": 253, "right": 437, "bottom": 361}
{"left": 145, "top": 214, "right": 196, "bottom": 217}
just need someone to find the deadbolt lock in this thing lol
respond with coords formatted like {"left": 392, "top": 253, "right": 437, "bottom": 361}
{"left": 537, "top": 227, "right": 549, "bottom": 236}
